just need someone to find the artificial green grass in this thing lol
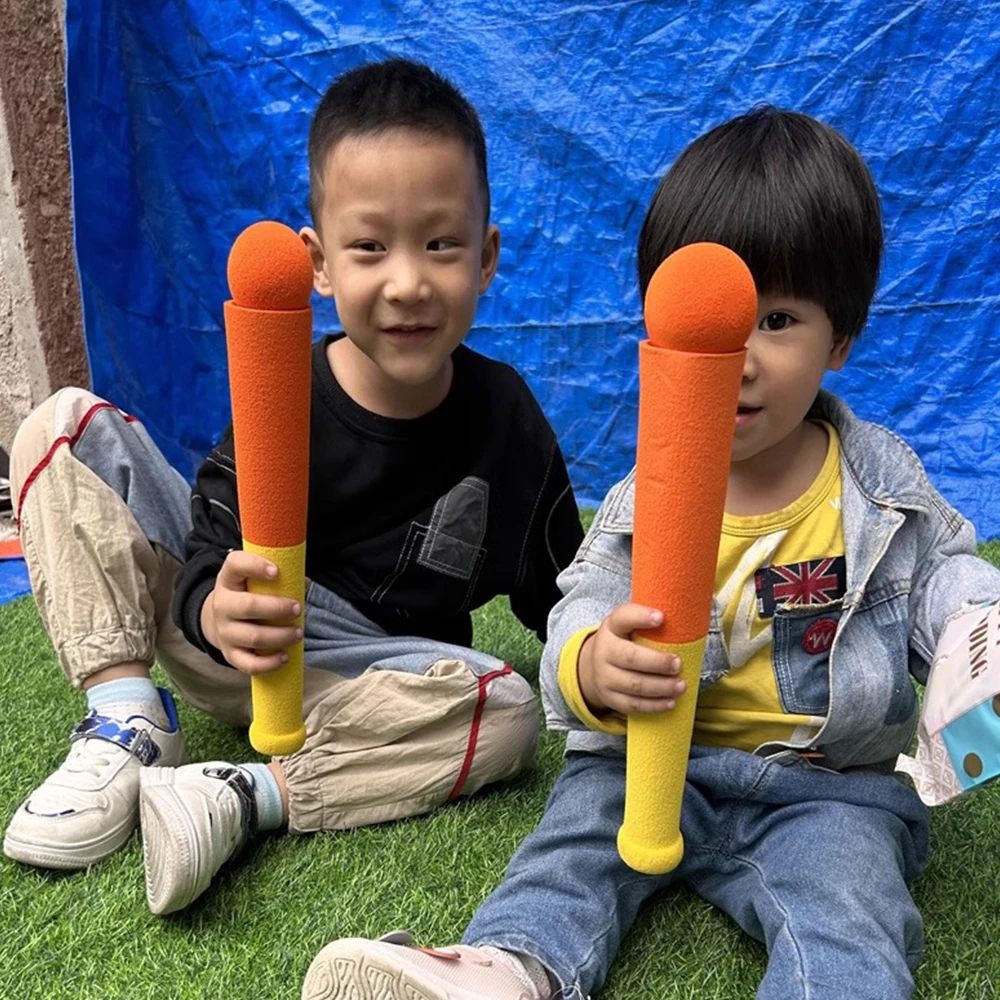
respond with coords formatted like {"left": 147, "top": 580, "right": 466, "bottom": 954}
{"left": 1, "top": 541, "right": 998, "bottom": 999}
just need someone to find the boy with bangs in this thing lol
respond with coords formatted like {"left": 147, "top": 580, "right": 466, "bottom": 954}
{"left": 301, "top": 108, "right": 1000, "bottom": 1000}
{"left": 5, "top": 60, "right": 583, "bottom": 914}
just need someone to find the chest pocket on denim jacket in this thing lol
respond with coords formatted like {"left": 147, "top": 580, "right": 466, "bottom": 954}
{"left": 772, "top": 601, "right": 844, "bottom": 716}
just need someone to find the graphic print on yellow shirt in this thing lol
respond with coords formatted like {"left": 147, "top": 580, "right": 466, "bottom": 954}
{"left": 693, "top": 422, "right": 846, "bottom": 752}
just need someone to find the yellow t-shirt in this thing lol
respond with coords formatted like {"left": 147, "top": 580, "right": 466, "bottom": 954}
{"left": 693, "top": 421, "right": 845, "bottom": 751}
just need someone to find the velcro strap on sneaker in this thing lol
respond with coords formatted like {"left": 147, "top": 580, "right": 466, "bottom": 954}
{"left": 202, "top": 765, "right": 259, "bottom": 850}
{"left": 70, "top": 712, "right": 162, "bottom": 766}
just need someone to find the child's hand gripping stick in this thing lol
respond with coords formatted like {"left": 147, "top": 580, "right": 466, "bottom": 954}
{"left": 224, "top": 221, "right": 314, "bottom": 755}
{"left": 618, "top": 243, "right": 757, "bottom": 874}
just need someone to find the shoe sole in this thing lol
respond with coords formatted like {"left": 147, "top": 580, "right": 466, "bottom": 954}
{"left": 303, "top": 941, "right": 452, "bottom": 1000}
{"left": 139, "top": 770, "right": 205, "bottom": 915}
{"left": 3, "top": 811, "right": 136, "bottom": 870}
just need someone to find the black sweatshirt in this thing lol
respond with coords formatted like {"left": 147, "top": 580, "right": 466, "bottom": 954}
{"left": 173, "top": 335, "right": 584, "bottom": 664}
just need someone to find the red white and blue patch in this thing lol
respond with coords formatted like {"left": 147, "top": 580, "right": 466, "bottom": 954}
{"left": 754, "top": 556, "right": 846, "bottom": 619}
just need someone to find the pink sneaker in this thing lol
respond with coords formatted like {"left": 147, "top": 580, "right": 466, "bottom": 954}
{"left": 301, "top": 931, "right": 549, "bottom": 1000}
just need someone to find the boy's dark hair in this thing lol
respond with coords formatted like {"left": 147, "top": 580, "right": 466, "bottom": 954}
{"left": 638, "top": 106, "right": 882, "bottom": 341}
{"left": 308, "top": 59, "right": 490, "bottom": 227}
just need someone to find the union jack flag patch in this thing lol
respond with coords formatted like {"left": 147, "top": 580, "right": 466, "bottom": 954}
{"left": 754, "top": 556, "right": 846, "bottom": 619}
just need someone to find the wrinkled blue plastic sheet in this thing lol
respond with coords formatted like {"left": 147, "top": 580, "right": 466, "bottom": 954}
{"left": 0, "top": 559, "right": 30, "bottom": 606}
{"left": 65, "top": 1, "right": 1000, "bottom": 539}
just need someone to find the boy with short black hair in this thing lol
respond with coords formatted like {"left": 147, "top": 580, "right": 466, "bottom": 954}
{"left": 301, "top": 107, "right": 1000, "bottom": 1000}
{"left": 5, "top": 59, "right": 583, "bottom": 916}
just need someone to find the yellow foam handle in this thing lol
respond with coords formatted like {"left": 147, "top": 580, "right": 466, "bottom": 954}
{"left": 243, "top": 539, "right": 307, "bottom": 755}
{"left": 617, "top": 635, "right": 706, "bottom": 874}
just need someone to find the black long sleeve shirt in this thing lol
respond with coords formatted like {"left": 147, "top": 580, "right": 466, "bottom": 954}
{"left": 173, "top": 335, "right": 584, "bottom": 664}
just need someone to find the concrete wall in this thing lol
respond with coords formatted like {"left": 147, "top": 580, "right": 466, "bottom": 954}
{"left": 0, "top": 0, "right": 89, "bottom": 451}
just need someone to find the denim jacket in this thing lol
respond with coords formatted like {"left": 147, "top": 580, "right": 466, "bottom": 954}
{"left": 540, "top": 390, "right": 1000, "bottom": 771}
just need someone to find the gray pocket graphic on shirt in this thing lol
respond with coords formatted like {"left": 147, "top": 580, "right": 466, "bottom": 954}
{"left": 417, "top": 476, "right": 489, "bottom": 581}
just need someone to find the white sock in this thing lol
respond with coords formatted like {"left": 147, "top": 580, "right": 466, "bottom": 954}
{"left": 238, "top": 762, "right": 286, "bottom": 832}
{"left": 85, "top": 676, "right": 170, "bottom": 729}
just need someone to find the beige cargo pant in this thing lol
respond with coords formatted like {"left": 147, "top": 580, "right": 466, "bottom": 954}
{"left": 10, "top": 388, "right": 539, "bottom": 833}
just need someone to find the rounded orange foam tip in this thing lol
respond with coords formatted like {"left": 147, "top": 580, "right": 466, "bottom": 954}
{"left": 227, "top": 221, "right": 314, "bottom": 310}
{"left": 643, "top": 243, "right": 757, "bottom": 353}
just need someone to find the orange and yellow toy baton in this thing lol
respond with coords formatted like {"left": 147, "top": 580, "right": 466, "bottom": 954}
{"left": 224, "top": 221, "right": 313, "bottom": 755}
{"left": 618, "top": 242, "right": 757, "bottom": 874}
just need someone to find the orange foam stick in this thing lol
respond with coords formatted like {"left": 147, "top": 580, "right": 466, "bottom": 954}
{"left": 224, "top": 221, "right": 314, "bottom": 755}
{"left": 618, "top": 243, "right": 757, "bottom": 874}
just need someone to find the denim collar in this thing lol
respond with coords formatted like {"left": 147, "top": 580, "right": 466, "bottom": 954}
{"left": 808, "top": 390, "right": 936, "bottom": 515}
{"left": 601, "top": 390, "right": 943, "bottom": 535}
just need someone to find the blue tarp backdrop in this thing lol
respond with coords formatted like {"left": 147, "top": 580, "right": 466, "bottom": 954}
{"left": 65, "top": 2, "right": 1000, "bottom": 538}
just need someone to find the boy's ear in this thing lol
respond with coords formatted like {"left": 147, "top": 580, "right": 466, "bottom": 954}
{"left": 828, "top": 335, "right": 852, "bottom": 371}
{"left": 478, "top": 225, "right": 501, "bottom": 295}
{"left": 299, "top": 227, "right": 334, "bottom": 298}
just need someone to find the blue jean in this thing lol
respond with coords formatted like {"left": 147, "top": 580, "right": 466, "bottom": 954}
{"left": 465, "top": 746, "right": 929, "bottom": 999}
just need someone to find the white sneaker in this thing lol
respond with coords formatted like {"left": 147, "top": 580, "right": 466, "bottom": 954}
{"left": 3, "top": 689, "right": 185, "bottom": 869}
{"left": 139, "top": 761, "right": 257, "bottom": 915}
{"left": 301, "top": 931, "right": 546, "bottom": 1000}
